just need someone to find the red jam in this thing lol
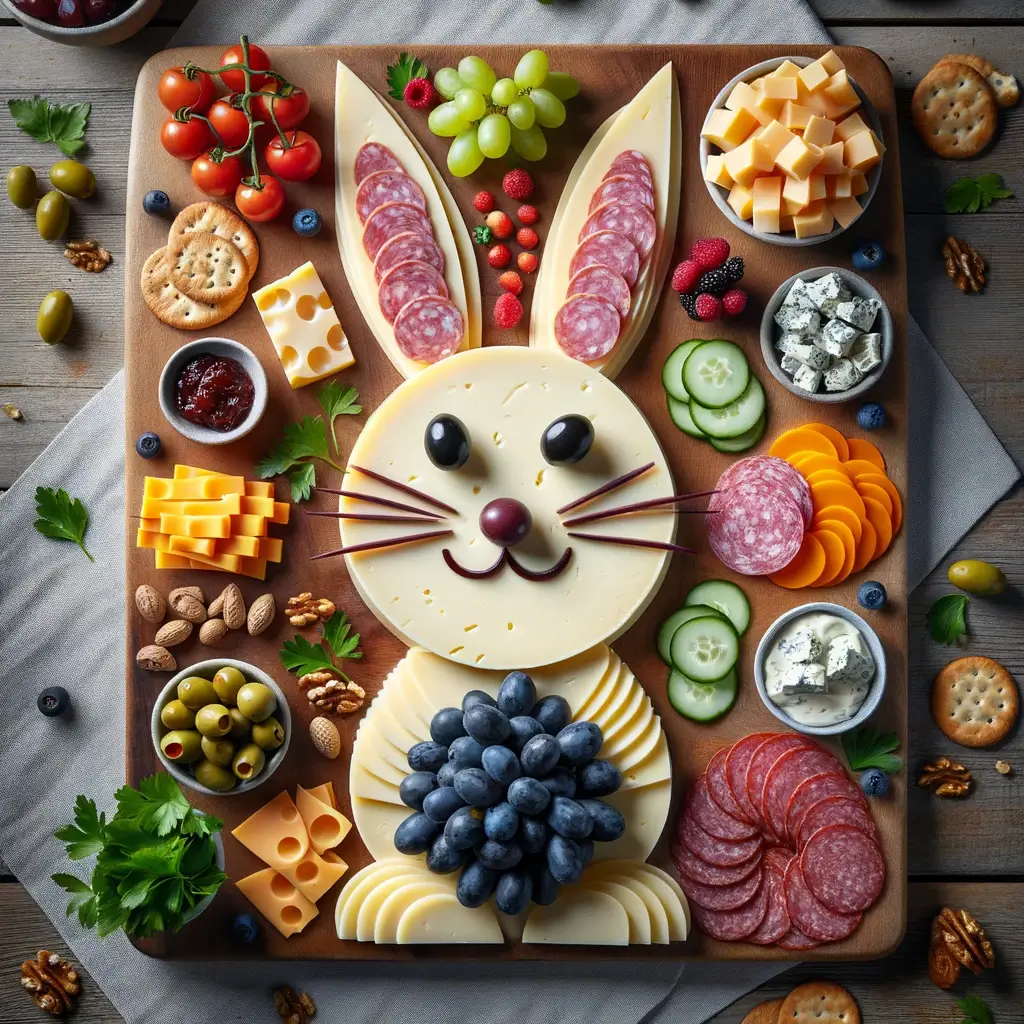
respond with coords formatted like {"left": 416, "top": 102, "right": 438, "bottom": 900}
{"left": 175, "top": 354, "right": 254, "bottom": 432}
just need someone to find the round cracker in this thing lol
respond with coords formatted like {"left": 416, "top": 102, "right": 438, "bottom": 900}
{"left": 140, "top": 245, "right": 246, "bottom": 331}
{"left": 936, "top": 53, "right": 995, "bottom": 79}
{"left": 912, "top": 63, "right": 997, "bottom": 158}
{"left": 167, "top": 230, "right": 248, "bottom": 303}
{"left": 741, "top": 998, "right": 784, "bottom": 1024}
{"left": 932, "top": 656, "right": 1019, "bottom": 748}
{"left": 779, "top": 981, "right": 861, "bottom": 1024}
{"left": 935, "top": 54, "right": 1018, "bottom": 108}
{"left": 169, "top": 201, "right": 259, "bottom": 278}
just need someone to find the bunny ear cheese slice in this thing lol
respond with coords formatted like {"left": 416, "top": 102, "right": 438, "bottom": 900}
{"left": 335, "top": 61, "right": 481, "bottom": 379}
{"left": 530, "top": 63, "right": 681, "bottom": 379}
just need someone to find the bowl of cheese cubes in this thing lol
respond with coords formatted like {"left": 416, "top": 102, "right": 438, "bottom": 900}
{"left": 700, "top": 52, "right": 885, "bottom": 245}
{"left": 761, "top": 267, "right": 892, "bottom": 401}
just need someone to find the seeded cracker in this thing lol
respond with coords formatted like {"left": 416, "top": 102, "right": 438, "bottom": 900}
{"left": 936, "top": 53, "right": 1019, "bottom": 108}
{"left": 140, "top": 246, "right": 246, "bottom": 330}
{"left": 931, "top": 655, "right": 1020, "bottom": 748}
{"left": 740, "top": 998, "right": 784, "bottom": 1024}
{"left": 779, "top": 981, "right": 861, "bottom": 1024}
{"left": 169, "top": 201, "right": 260, "bottom": 278}
{"left": 167, "top": 230, "right": 248, "bottom": 303}
{"left": 911, "top": 63, "right": 997, "bottom": 158}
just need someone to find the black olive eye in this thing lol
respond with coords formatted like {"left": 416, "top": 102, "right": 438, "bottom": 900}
{"left": 541, "top": 414, "right": 594, "bottom": 465}
{"left": 425, "top": 414, "right": 470, "bottom": 470}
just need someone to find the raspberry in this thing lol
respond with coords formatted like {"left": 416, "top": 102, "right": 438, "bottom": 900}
{"left": 516, "top": 227, "right": 539, "bottom": 250}
{"left": 695, "top": 268, "right": 731, "bottom": 296}
{"left": 488, "top": 244, "right": 512, "bottom": 269}
{"left": 502, "top": 168, "right": 534, "bottom": 200}
{"left": 694, "top": 293, "right": 723, "bottom": 322}
{"left": 671, "top": 259, "right": 703, "bottom": 293}
{"left": 494, "top": 292, "right": 524, "bottom": 328}
{"left": 485, "top": 210, "right": 514, "bottom": 239}
{"left": 722, "top": 288, "right": 748, "bottom": 317}
{"left": 473, "top": 191, "right": 496, "bottom": 214}
{"left": 517, "top": 251, "right": 538, "bottom": 274}
{"left": 517, "top": 204, "right": 539, "bottom": 225}
{"left": 499, "top": 270, "right": 523, "bottom": 296}
{"left": 689, "top": 237, "right": 730, "bottom": 269}
{"left": 679, "top": 292, "right": 701, "bottom": 321}
{"left": 722, "top": 256, "right": 744, "bottom": 283}
{"left": 403, "top": 77, "right": 438, "bottom": 110}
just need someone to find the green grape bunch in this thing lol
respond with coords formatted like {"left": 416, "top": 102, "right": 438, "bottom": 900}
{"left": 428, "top": 50, "right": 579, "bottom": 177}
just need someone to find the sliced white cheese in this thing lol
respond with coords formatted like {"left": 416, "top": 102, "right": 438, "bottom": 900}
{"left": 522, "top": 888, "right": 630, "bottom": 945}
{"left": 336, "top": 858, "right": 425, "bottom": 939}
{"left": 373, "top": 880, "right": 456, "bottom": 943}
{"left": 588, "top": 870, "right": 670, "bottom": 943}
{"left": 588, "top": 881, "right": 653, "bottom": 943}
{"left": 395, "top": 893, "right": 504, "bottom": 944}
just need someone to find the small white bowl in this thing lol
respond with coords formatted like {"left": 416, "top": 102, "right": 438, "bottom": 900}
{"left": 699, "top": 56, "right": 885, "bottom": 247}
{"left": 158, "top": 337, "right": 268, "bottom": 446}
{"left": 0, "top": 0, "right": 162, "bottom": 46}
{"left": 760, "top": 266, "right": 893, "bottom": 404}
{"left": 151, "top": 658, "right": 292, "bottom": 797}
{"left": 753, "top": 602, "right": 887, "bottom": 737}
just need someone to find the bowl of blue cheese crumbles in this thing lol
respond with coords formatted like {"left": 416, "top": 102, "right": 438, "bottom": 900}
{"left": 760, "top": 267, "right": 892, "bottom": 402}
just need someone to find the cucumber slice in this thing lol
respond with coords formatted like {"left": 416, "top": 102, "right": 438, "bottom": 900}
{"left": 689, "top": 377, "right": 765, "bottom": 440}
{"left": 662, "top": 339, "right": 704, "bottom": 403}
{"left": 709, "top": 412, "right": 766, "bottom": 453}
{"left": 668, "top": 615, "right": 740, "bottom": 683}
{"left": 682, "top": 339, "right": 750, "bottom": 409}
{"left": 656, "top": 604, "right": 728, "bottom": 665}
{"left": 684, "top": 580, "right": 752, "bottom": 636}
{"left": 666, "top": 394, "right": 707, "bottom": 439}
{"left": 668, "top": 668, "right": 738, "bottom": 723}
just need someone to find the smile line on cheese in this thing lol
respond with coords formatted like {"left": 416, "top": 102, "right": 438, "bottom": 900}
{"left": 560, "top": 489, "right": 721, "bottom": 527}
{"left": 557, "top": 461, "right": 656, "bottom": 515}
{"left": 442, "top": 546, "right": 574, "bottom": 583}
{"left": 311, "top": 528, "right": 453, "bottom": 560}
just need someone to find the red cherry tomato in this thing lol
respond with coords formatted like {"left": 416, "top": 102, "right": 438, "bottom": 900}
{"left": 265, "top": 130, "right": 322, "bottom": 182}
{"left": 207, "top": 97, "right": 252, "bottom": 149}
{"left": 219, "top": 42, "right": 272, "bottom": 93}
{"left": 157, "top": 66, "right": 217, "bottom": 114}
{"left": 235, "top": 174, "right": 286, "bottom": 222}
{"left": 253, "top": 83, "right": 310, "bottom": 131}
{"left": 160, "top": 116, "right": 214, "bottom": 161}
{"left": 191, "top": 152, "right": 246, "bottom": 198}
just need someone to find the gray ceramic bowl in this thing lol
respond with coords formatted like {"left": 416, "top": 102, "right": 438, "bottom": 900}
{"left": 158, "top": 337, "right": 268, "bottom": 445}
{"left": 753, "top": 602, "right": 887, "bottom": 737}
{"left": 699, "top": 56, "right": 884, "bottom": 247}
{"left": 183, "top": 829, "right": 225, "bottom": 923}
{"left": 151, "top": 658, "right": 292, "bottom": 797}
{"left": 0, "top": 0, "right": 162, "bottom": 46}
{"left": 760, "top": 266, "right": 893, "bottom": 404}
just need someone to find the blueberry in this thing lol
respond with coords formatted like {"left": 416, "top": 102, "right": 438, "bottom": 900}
{"left": 457, "top": 858, "right": 499, "bottom": 908}
{"left": 519, "top": 815, "right": 549, "bottom": 854}
{"left": 477, "top": 838, "right": 523, "bottom": 871}
{"left": 231, "top": 912, "right": 258, "bottom": 943}
{"left": 856, "top": 402, "right": 886, "bottom": 430}
{"left": 462, "top": 689, "right": 497, "bottom": 712}
{"left": 532, "top": 864, "right": 560, "bottom": 905}
{"left": 858, "top": 580, "right": 888, "bottom": 610}
{"left": 143, "top": 189, "right": 170, "bottom": 216}
{"left": 578, "top": 759, "right": 622, "bottom": 797}
{"left": 407, "top": 740, "right": 448, "bottom": 773}
{"left": 546, "top": 795, "right": 593, "bottom": 840}
{"left": 448, "top": 735, "right": 484, "bottom": 770}
{"left": 546, "top": 834, "right": 584, "bottom": 885}
{"left": 557, "top": 721, "right": 603, "bottom": 766}
{"left": 463, "top": 703, "right": 511, "bottom": 745}
{"left": 422, "top": 786, "right": 468, "bottom": 824}
{"left": 861, "top": 767, "right": 889, "bottom": 797}
{"left": 577, "top": 798, "right": 626, "bottom": 842}
{"left": 135, "top": 431, "right": 161, "bottom": 459}
{"left": 579, "top": 838, "right": 595, "bottom": 866}
{"left": 495, "top": 868, "right": 533, "bottom": 915}
{"left": 444, "top": 805, "right": 485, "bottom": 850}
{"left": 508, "top": 714, "right": 544, "bottom": 752}
{"left": 394, "top": 811, "right": 440, "bottom": 855}
{"left": 453, "top": 767, "right": 502, "bottom": 807}
{"left": 532, "top": 694, "right": 571, "bottom": 734}
{"left": 507, "top": 776, "right": 551, "bottom": 816}
{"left": 497, "top": 670, "right": 537, "bottom": 716}
{"left": 436, "top": 761, "right": 457, "bottom": 787}
{"left": 540, "top": 765, "right": 577, "bottom": 799}
{"left": 426, "top": 833, "right": 468, "bottom": 874}
{"left": 484, "top": 801, "right": 519, "bottom": 842}
{"left": 481, "top": 744, "right": 522, "bottom": 786}
{"left": 399, "top": 770, "right": 439, "bottom": 810}
{"left": 430, "top": 706, "right": 467, "bottom": 746}
{"left": 520, "top": 733, "right": 561, "bottom": 778}
{"left": 37, "top": 686, "right": 70, "bottom": 717}
{"left": 292, "top": 207, "right": 322, "bottom": 237}
{"left": 852, "top": 240, "right": 885, "bottom": 272}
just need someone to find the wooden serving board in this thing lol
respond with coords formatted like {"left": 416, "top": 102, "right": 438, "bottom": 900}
{"left": 124, "top": 44, "right": 907, "bottom": 960}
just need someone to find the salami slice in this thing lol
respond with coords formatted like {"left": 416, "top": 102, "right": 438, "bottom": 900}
{"left": 690, "top": 876, "right": 770, "bottom": 941}
{"left": 378, "top": 259, "right": 448, "bottom": 323}
{"left": 678, "top": 863, "right": 763, "bottom": 911}
{"left": 567, "top": 264, "right": 632, "bottom": 318}
{"left": 707, "top": 487, "right": 806, "bottom": 576}
{"left": 714, "top": 456, "right": 814, "bottom": 529}
{"left": 778, "top": 924, "right": 820, "bottom": 951}
{"left": 762, "top": 746, "right": 846, "bottom": 839}
{"left": 606, "top": 151, "right": 654, "bottom": 185}
{"left": 356, "top": 170, "right": 427, "bottom": 224}
{"left": 392, "top": 295, "right": 464, "bottom": 364}
{"left": 355, "top": 142, "right": 403, "bottom": 185}
{"left": 579, "top": 201, "right": 657, "bottom": 260}
{"left": 676, "top": 813, "right": 762, "bottom": 868}
{"left": 362, "top": 202, "right": 433, "bottom": 261}
{"left": 801, "top": 824, "right": 885, "bottom": 914}
{"left": 673, "top": 844, "right": 761, "bottom": 888}
{"left": 786, "top": 771, "right": 866, "bottom": 843}
{"left": 689, "top": 774, "right": 761, "bottom": 841}
{"left": 555, "top": 294, "right": 622, "bottom": 362}
{"left": 589, "top": 174, "right": 656, "bottom": 214}
{"left": 797, "top": 796, "right": 877, "bottom": 849}
{"left": 724, "top": 733, "right": 777, "bottom": 824}
{"left": 783, "top": 856, "right": 861, "bottom": 943}
{"left": 706, "top": 747, "right": 750, "bottom": 824}
{"left": 763, "top": 846, "right": 797, "bottom": 874}
{"left": 746, "top": 854, "right": 790, "bottom": 945}
{"left": 570, "top": 230, "right": 640, "bottom": 287}
{"left": 373, "top": 231, "right": 445, "bottom": 284}
{"left": 745, "top": 735, "right": 813, "bottom": 828}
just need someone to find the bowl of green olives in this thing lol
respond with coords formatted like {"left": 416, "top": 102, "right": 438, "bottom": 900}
{"left": 151, "top": 659, "right": 291, "bottom": 796}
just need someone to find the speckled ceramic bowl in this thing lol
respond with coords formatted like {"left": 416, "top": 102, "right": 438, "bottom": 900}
{"left": 0, "top": 0, "right": 162, "bottom": 47}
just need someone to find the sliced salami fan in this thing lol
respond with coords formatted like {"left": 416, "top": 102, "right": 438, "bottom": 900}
{"left": 570, "top": 230, "right": 640, "bottom": 287}
{"left": 689, "top": 774, "right": 760, "bottom": 841}
{"left": 362, "top": 202, "right": 433, "bottom": 261}
{"left": 678, "top": 862, "right": 764, "bottom": 911}
{"left": 745, "top": 735, "right": 812, "bottom": 828}
{"left": 706, "top": 747, "right": 751, "bottom": 824}
{"left": 373, "top": 231, "right": 445, "bottom": 284}
{"left": 797, "top": 796, "right": 877, "bottom": 848}
{"left": 555, "top": 293, "right": 622, "bottom": 362}
{"left": 674, "top": 844, "right": 761, "bottom": 888}
{"left": 567, "top": 264, "right": 632, "bottom": 318}
{"left": 690, "top": 876, "right": 770, "bottom": 942}
{"left": 714, "top": 456, "right": 814, "bottom": 529}
{"left": 393, "top": 295, "right": 465, "bottom": 364}
{"left": 579, "top": 201, "right": 658, "bottom": 260}
{"left": 355, "top": 142, "right": 403, "bottom": 185}
{"left": 786, "top": 771, "right": 866, "bottom": 843}
{"left": 777, "top": 924, "right": 820, "bottom": 951}
{"left": 707, "top": 487, "right": 806, "bottom": 576}
{"left": 676, "top": 813, "right": 763, "bottom": 868}
{"left": 356, "top": 170, "right": 427, "bottom": 224}
{"left": 783, "top": 856, "right": 862, "bottom": 943}
{"left": 762, "top": 747, "right": 847, "bottom": 839}
{"left": 378, "top": 259, "right": 449, "bottom": 324}
{"left": 606, "top": 151, "right": 654, "bottom": 186}
{"left": 589, "top": 174, "right": 656, "bottom": 214}
{"left": 801, "top": 824, "right": 885, "bottom": 914}
{"left": 746, "top": 854, "right": 791, "bottom": 945}
{"left": 724, "top": 733, "right": 777, "bottom": 824}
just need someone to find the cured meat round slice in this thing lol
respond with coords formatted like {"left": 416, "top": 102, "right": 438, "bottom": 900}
{"left": 746, "top": 854, "right": 790, "bottom": 945}
{"left": 714, "top": 456, "right": 813, "bottom": 528}
{"left": 606, "top": 151, "right": 654, "bottom": 185}
{"left": 579, "top": 201, "right": 657, "bottom": 260}
{"left": 745, "top": 735, "right": 813, "bottom": 828}
{"left": 355, "top": 142, "right": 403, "bottom": 185}
{"left": 362, "top": 202, "right": 433, "bottom": 261}
{"left": 783, "top": 856, "right": 861, "bottom": 943}
{"left": 763, "top": 746, "right": 846, "bottom": 839}
{"left": 778, "top": 924, "right": 820, "bottom": 951}
{"left": 763, "top": 846, "right": 797, "bottom": 874}
{"left": 393, "top": 295, "right": 465, "bottom": 364}
{"left": 589, "top": 174, "right": 656, "bottom": 214}
{"left": 707, "top": 488, "right": 806, "bottom": 576}
{"left": 801, "top": 824, "right": 885, "bottom": 914}
{"left": 691, "top": 876, "right": 770, "bottom": 942}
{"left": 786, "top": 771, "right": 865, "bottom": 843}
{"left": 373, "top": 230, "right": 445, "bottom": 284}
{"left": 689, "top": 774, "right": 760, "bottom": 841}
{"left": 378, "top": 259, "right": 449, "bottom": 324}
{"left": 567, "top": 264, "right": 631, "bottom": 318}
{"left": 673, "top": 844, "right": 761, "bottom": 888}
{"left": 676, "top": 813, "right": 762, "bottom": 867}
{"left": 555, "top": 294, "right": 621, "bottom": 362}
{"left": 706, "top": 747, "right": 750, "bottom": 824}
{"left": 797, "top": 796, "right": 877, "bottom": 848}
{"left": 678, "top": 863, "right": 763, "bottom": 911}
{"left": 724, "top": 733, "right": 777, "bottom": 823}
{"left": 356, "top": 170, "right": 427, "bottom": 224}
{"left": 570, "top": 230, "right": 640, "bottom": 287}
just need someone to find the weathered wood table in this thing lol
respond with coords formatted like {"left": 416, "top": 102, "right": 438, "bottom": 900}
{"left": 0, "top": 1, "right": 1021, "bottom": 1020}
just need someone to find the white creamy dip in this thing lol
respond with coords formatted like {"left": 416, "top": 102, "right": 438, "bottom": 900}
{"left": 763, "top": 611, "right": 876, "bottom": 727}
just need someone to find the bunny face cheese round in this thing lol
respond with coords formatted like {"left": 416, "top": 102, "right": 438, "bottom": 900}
{"left": 337, "top": 346, "right": 676, "bottom": 669}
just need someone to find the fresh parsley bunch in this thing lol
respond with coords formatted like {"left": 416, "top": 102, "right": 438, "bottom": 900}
{"left": 957, "top": 995, "right": 994, "bottom": 1024}
{"left": 945, "top": 174, "right": 1013, "bottom": 214}
{"left": 842, "top": 726, "right": 904, "bottom": 774}
{"left": 928, "top": 594, "right": 969, "bottom": 645}
{"left": 52, "top": 775, "right": 226, "bottom": 940}
{"left": 280, "top": 610, "right": 363, "bottom": 680}
{"left": 7, "top": 96, "right": 91, "bottom": 156}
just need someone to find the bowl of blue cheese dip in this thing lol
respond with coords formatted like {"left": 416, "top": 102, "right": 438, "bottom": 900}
{"left": 754, "top": 602, "right": 886, "bottom": 736}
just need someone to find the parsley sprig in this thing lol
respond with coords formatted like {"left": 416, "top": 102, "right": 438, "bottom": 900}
{"left": 34, "top": 486, "right": 93, "bottom": 561}
{"left": 386, "top": 52, "right": 431, "bottom": 102}
{"left": 7, "top": 96, "right": 91, "bottom": 156}
{"left": 946, "top": 174, "right": 1013, "bottom": 214}
{"left": 280, "top": 610, "right": 363, "bottom": 681}
{"left": 842, "top": 726, "right": 904, "bottom": 774}
{"left": 928, "top": 594, "right": 970, "bottom": 645}
{"left": 957, "top": 995, "right": 994, "bottom": 1024}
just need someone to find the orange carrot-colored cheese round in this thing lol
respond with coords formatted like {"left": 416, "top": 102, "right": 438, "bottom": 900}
{"left": 852, "top": 517, "right": 878, "bottom": 572}
{"left": 807, "top": 469, "right": 851, "bottom": 487}
{"left": 857, "top": 473, "right": 903, "bottom": 533}
{"left": 803, "top": 423, "right": 851, "bottom": 462}
{"left": 769, "top": 534, "right": 827, "bottom": 589}
{"left": 862, "top": 496, "right": 893, "bottom": 559}
{"left": 769, "top": 428, "right": 839, "bottom": 461}
{"left": 844, "top": 458, "right": 886, "bottom": 479}
{"left": 809, "top": 528, "right": 848, "bottom": 587}
{"left": 857, "top": 481, "right": 893, "bottom": 517}
{"left": 815, "top": 518, "right": 857, "bottom": 583}
{"left": 813, "top": 504, "right": 863, "bottom": 544}
{"left": 846, "top": 438, "right": 885, "bottom": 471}
{"left": 809, "top": 480, "right": 866, "bottom": 518}
{"left": 791, "top": 453, "right": 854, "bottom": 479}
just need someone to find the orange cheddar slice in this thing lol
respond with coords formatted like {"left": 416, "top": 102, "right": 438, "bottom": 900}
{"left": 857, "top": 474, "right": 902, "bottom": 533}
{"left": 815, "top": 518, "right": 857, "bottom": 583}
{"left": 215, "top": 535, "right": 261, "bottom": 558}
{"left": 139, "top": 518, "right": 163, "bottom": 534}
{"left": 237, "top": 557, "right": 269, "bottom": 580}
{"left": 154, "top": 551, "right": 192, "bottom": 570}
{"left": 271, "top": 502, "right": 290, "bottom": 526}
{"left": 259, "top": 537, "right": 284, "bottom": 563}
{"left": 167, "top": 534, "right": 217, "bottom": 557}
{"left": 139, "top": 494, "right": 243, "bottom": 518}
{"left": 230, "top": 514, "right": 269, "bottom": 538}
{"left": 769, "top": 427, "right": 839, "bottom": 460}
{"left": 862, "top": 496, "right": 893, "bottom": 559}
{"left": 806, "top": 469, "right": 851, "bottom": 487}
{"left": 183, "top": 549, "right": 244, "bottom": 574}
{"left": 852, "top": 517, "right": 877, "bottom": 572}
{"left": 159, "top": 512, "right": 232, "bottom": 539}
{"left": 813, "top": 504, "right": 863, "bottom": 544}
{"left": 770, "top": 534, "right": 826, "bottom": 589}
{"left": 809, "top": 480, "right": 867, "bottom": 519}
{"left": 846, "top": 438, "right": 885, "bottom": 471}
{"left": 857, "top": 481, "right": 893, "bottom": 517}
{"left": 144, "top": 475, "right": 245, "bottom": 501}
{"left": 239, "top": 494, "right": 276, "bottom": 517}
{"left": 809, "top": 528, "right": 847, "bottom": 587}
{"left": 802, "top": 423, "right": 850, "bottom": 461}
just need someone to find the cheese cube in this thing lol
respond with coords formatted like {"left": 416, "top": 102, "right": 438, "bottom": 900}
{"left": 790, "top": 344, "right": 832, "bottom": 371}
{"left": 754, "top": 91, "right": 785, "bottom": 121}
{"left": 774, "top": 304, "right": 821, "bottom": 337}
{"left": 776, "top": 137, "right": 824, "bottom": 180}
{"left": 780, "top": 101, "right": 813, "bottom": 130}
{"left": 780, "top": 353, "right": 803, "bottom": 376}
{"left": 780, "top": 213, "right": 796, "bottom": 232}
{"left": 758, "top": 120, "right": 798, "bottom": 161}
{"left": 802, "top": 115, "right": 836, "bottom": 148}
{"left": 793, "top": 200, "right": 835, "bottom": 238}
{"left": 851, "top": 173, "right": 869, "bottom": 197}
{"left": 236, "top": 869, "right": 318, "bottom": 938}
{"left": 834, "top": 111, "right": 869, "bottom": 142}
{"left": 818, "top": 50, "right": 846, "bottom": 76}
{"left": 818, "top": 318, "right": 861, "bottom": 358}
{"left": 829, "top": 196, "right": 864, "bottom": 229}
{"left": 778, "top": 629, "right": 824, "bottom": 663}
{"left": 836, "top": 296, "right": 882, "bottom": 332}
{"left": 798, "top": 59, "right": 831, "bottom": 93}
{"left": 775, "top": 332, "right": 806, "bottom": 354}
{"left": 824, "top": 70, "right": 861, "bottom": 114}
{"left": 826, "top": 634, "right": 875, "bottom": 685}
{"left": 752, "top": 176, "right": 783, "bottom": 233}
{"left": 702, "top": 107, "right": 758, "bottom": 151}
{"left": 781, "top": 278, "right": 816, "bottom": 310}
{"left": 772, "top": 60, "right": 802, "bottom": 79}
{"left": 703, "top": 153, "right": 734, "bottom": 188}
{"left": 792, "top": 364, "right": 823, "bottom": 393}
{"left": 762, "top": 76, "right": 799, "bottom": 100}
{"left": 850, "top": 332, "right": 883, "bottom": 373}
{"left": 782, "top": 176, "right": 815, "bottom": 214}
{"left": 295, "top": 786, "right": 353, "bottom": 855}
{"left": 253, "top": 262, "right": 355, "bottom": 389}
{"left": 724, "top": 137, "right": 775, "bottom": 187}
{"left": 779, "top": 663, "right": 829, "bottom": 698}
{"left": 844, "top": 130, "right": 882, "bottom": 174}
{"left": 805, "top": 272, "right": 851, "bottom": 312}
{"left": 823, "top": 357, "right": 864, "bottom": 392}
{"left": 727, "top": 183, "right": 755, "bottom": 220}
{"left": 826, "top": 172, "right": 854, "bottom": 200}
{"left": 726, "top": 80, "right": 775, "bottom": 126}
{"left": 817, "top": 142, "right": 847, "bottom": 175}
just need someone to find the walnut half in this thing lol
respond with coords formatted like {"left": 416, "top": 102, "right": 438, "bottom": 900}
{"left": 942, "top": 236, "right": 985, "bottom": 293}
{"left": 274, "top": 986, "right": 316, "bottom": 1023}
{"left": 918, "top": 755, "right": 972, "bottom": 797}
{"left": 928, "top": 907, "right": 995, "bottom": 989}
{"left": 20, "top": 951, "right": 80, "bottom": 1016}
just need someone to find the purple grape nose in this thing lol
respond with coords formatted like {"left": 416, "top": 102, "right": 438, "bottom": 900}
{"left": 479, "top": 497, "right": 532, "bottom": 548}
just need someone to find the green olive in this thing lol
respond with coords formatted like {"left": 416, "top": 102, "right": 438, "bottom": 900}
{"left": 201, "top": 736, "right": 236, "bottom": 767}
{"left": 49, "top": 159, "right": 95, "bottom": 199}
{"left": 212, "top": 666, "right": 246, "bottom": 705}
{"left": 948, "top": 559, "right": 1007, "bottom": 596}
{"left": 160, "top": 699, "right": 195, "bottom": 731}
{"left": 36, "top": 190, "right": 69, "bottom": 241}
{"left": 160, "top": 729, "right": 203, "bottom": 764}
{"left": 227, "top": 707, "right": 252, "bottom": 740}
{"left": 177, "top": 676, "right": 219, "bottom": 710}
{"left": 195, "top": 703, "right": 232, "bottom": 738}
{"left": 36, "top": 290, "right": 73, "bottom": 345}
{"left": 194, "top": 759, "right": 237, "bottom": 792}
{"left": 232, "top": 742, "right": 266, "bottom": 781}
{"left": 236, "top": 682, "right": 277, "bottom": 722}
{"left": 6, "top": 165, "right": 37, "bottom": 209}
{"left": 252, "top": 716, "right": 285, "bottom": 751}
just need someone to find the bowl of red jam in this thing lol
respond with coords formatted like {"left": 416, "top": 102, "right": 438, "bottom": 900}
{"left": 158, "top": 338, "right": 267, "bottom": 446}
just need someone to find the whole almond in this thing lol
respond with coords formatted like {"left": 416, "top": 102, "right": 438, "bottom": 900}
{"left": 169, "top": 585, "right": 205, "bottom": 605}
{"left": 247, "top": 593, "right": 276, "bottom": 636}
{"left": 154, "top": 619, "right": 193, "bottom": 648}
{"left": 199, "top": 618, "right": 228, "bottom": 645}
{"left": 169, "top": 591, "right": 207, "bottom": 624}
{"left": 221, "top": 583, "right": 246, "bottom": 630}
{"left": 208, "top": 592, "right": 225, "bottom": 617}
{"left": 137, "top": 645, "right": 176, "bottom": 671}
{"left": 135, "top": 584, "right": 166, "bottom": 624}
{"left": 310, "top": 716, "right": 341, "bottom": 759}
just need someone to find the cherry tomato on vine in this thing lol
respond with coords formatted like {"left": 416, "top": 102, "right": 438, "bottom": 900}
{"left": 157, "top": 66, "right": 217, "bottom": 114}
{"left": 235, "top": 174, "right": 286, "bottom": 222}
{"left": 160, "top": 115, "right": 214, "bottom": 161}
{"left": 253, "top": 83, "right": 310, "bottom": 131}
{"left": 191, "top": 152, "right": 246, "bottom": 197}
{"left": 207, "top": 97, "right": 251, "bottom": 149}
{"left": 265, "top": 130, "right": 322, "bottom": 182}
{"left": 219, "top": 42, "right": 272, "bottom": 93}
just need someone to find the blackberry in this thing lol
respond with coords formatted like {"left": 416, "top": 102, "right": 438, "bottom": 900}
{"left": 695, "top": 267, "right": 731, "bottom": 296}
{"left": 722, "top": 256, "right": 745, "bottom": 283}
{"left": 679, "top": 292, "right": 701, "bottom": 321}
